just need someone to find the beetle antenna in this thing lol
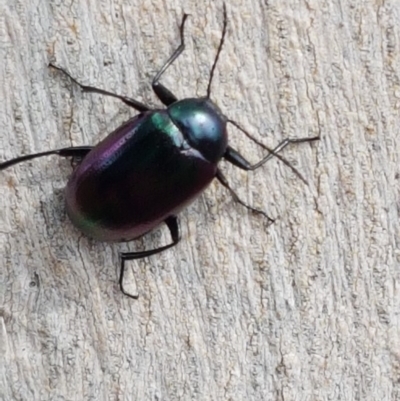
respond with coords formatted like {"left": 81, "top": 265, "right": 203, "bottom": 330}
{"left": 206, "top": 3, "right": 227, "bottom": 98}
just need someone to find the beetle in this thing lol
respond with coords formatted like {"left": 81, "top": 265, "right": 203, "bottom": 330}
{"left": 0, "top": 4, "right": 318, "bottom": 298}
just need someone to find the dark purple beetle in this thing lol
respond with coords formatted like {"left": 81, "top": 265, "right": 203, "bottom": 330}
{"left": 0, "top": 5, "right": 318, "bottom": 298}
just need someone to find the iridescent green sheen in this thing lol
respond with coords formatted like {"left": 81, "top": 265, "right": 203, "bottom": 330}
{"left": 65, "top": 99, "right": 228, "bottom": 242}
{"left": 168, "top": 98, "right": 227, "bottom": 163}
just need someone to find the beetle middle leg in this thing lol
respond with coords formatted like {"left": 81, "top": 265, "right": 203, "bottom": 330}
{"left": 49, "top": 64, "right": 150, "bottom": 112}
{"left": 119, "top": 216, "right": 181, "bottom": 299}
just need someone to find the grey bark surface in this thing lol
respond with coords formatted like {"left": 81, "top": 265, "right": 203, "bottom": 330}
{"left": 1, "top": 0, "right": 400, "bottom": 400}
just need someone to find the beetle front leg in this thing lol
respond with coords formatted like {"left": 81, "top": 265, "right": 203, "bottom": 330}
{"left": 219, "top": 135, "right": 319, "bottom": 222}
{"left": 151, "top": 14, "right": 189, "bottom": 106}
{"left": 119, "top": 216, "right": 181, "bottom": 299}
{"left": 224, "top": 135, "right": 319, "bottom": 185}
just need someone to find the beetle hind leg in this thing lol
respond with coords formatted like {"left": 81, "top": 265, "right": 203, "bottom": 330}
{"left": 0, "top": 146, "right": 93, "bottom": 171}
{"left": 119, "top": 216, "right": 181, "bottom": 299}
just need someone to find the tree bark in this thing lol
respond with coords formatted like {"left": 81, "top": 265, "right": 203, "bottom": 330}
{"left": 1, "top": 0, "right": 400, "bottom": 400}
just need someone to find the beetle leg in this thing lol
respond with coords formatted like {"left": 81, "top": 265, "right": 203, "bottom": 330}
{"left": 0, "top": 146, "right": 93, "bottom": 171}
{"left": 49, "top": 64, "right": 150, "bottom": 112}
{"left": 224, "top": 134, "right": 319, "bottom": 185}
{"left": 216, "top": 169, "right": 275, "bottom": 224}
{"left": 119, "top": 216, "right": 181, "bottom": 299}
{"left": 151, "top": 14, "right": 190, "bottom": 106}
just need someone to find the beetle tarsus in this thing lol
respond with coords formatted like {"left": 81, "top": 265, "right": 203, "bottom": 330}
{"left": 151, "top": 14, "right": 190, "bottom": 105}
{"left": 119, "top": 216, "right": 181, "bottom": 299}
{"left": 49, "top": 63, "right": 150, "bottom": 112}
{"left": 216, "top": 169, "right": 275, "bottom": 224}
{"left": 226, "top": 119, "right": 320, "bottom": 185}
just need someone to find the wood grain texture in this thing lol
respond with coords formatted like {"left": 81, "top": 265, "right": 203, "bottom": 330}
{"left": 1, "top": 0, "right": 400, "bottom": 400}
